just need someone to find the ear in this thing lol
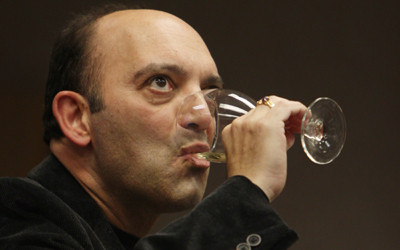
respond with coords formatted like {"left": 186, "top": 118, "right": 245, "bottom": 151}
{"left": 52, "top": 91, "right": 92, "bottom": 147}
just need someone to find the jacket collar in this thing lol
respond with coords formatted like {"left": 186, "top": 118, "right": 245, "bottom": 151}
{"left": 27, "top": 154, "right": 139, "bottom": 249}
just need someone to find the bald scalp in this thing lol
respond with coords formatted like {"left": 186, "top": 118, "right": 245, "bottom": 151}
{"left": 93, "top": 9, "right": 206, "bottom": 56}
{"left": 98, "top": 9, "right": 193, "bottom": 29}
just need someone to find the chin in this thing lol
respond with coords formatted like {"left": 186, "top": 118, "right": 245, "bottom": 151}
{"left": 154, "top": 161, "right": 209, "bottom": 213}
{"left": 158, "top": 187, "right": 205, "bottom": 213}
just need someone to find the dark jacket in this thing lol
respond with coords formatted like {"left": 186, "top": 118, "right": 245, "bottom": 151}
{"left": 0, "top": 155, "right": 298, "bottom": 249}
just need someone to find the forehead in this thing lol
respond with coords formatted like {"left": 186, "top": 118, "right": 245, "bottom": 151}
{"left": 94, "top": 10, "right": 213, "bottom": 67}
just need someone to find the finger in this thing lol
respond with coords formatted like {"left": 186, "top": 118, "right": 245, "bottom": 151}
{"left": 266, "top": 97, "right": 308, "bottom": 124}
{"left": 285, "top": 130, "right": 296, "bottom": 150}
{"left": 236, "top": 100, "right": 272, "bottom": 127}
{"left": 285, "top": 118, "right": 303, "bottom": 134}
{"left": 248, "top": 96, "right": 307, "bottom": 136}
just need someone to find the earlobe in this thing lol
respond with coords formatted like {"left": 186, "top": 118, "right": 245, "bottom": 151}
{"left": 52, "top": 91, "right": 92, "bottom": 147}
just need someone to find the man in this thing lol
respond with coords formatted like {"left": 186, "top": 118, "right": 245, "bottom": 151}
{"left": 0, "top": 4, "right": 307, "bottom": 249}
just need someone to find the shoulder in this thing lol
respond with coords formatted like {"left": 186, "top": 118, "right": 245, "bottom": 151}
{"left": 0, "top": 177, "right": 75, "bottom": 229}
{"left": 0, "top": 177, "right": 62, "bottom": 213}
{"left": 0, "top": 177, "right": 98, "bottom": 249}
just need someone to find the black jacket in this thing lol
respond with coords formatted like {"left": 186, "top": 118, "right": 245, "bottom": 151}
{"left": 0, "top": 155, "right": 298, "bottom": 249}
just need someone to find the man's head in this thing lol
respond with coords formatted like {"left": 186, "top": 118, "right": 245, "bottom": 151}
{"left": 47, "top": 6, "right": 223, "bottom": 217}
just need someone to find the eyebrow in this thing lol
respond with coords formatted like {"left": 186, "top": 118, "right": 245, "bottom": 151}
{"left": 134, "top": 63, "right": 186, "bottom": 79}
{"left": 133, "top": 62, "right": 224, "bottom": 88}
{"left": 203, "top": 75, "right": 224, "bottom": 89}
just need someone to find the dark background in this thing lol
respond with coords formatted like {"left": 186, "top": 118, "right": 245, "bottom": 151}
{"left": 1, "top": 0, "right": 399, "bottom": 249}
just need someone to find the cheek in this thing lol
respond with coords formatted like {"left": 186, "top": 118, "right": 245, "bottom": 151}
{"left": 96, "top": 91, "right": 181, "bottom": 152}
{"left": 131, "top": 105, "right": 178, "bottom": 140}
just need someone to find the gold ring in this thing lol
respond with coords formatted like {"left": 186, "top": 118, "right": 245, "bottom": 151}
{"left": 256, "top": 96, "right": 275, "bottom": 108}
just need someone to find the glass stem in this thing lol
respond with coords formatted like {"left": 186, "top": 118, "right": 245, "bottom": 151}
{"left": 304, "top": 119, "right": 324, "bottom": 142}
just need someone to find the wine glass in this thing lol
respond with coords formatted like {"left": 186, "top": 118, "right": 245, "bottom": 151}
{"left": 176, "top": 89, "right": 346, "bottom": 165}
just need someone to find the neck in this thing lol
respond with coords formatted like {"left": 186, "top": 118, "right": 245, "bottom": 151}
{"left": 78, "top": 178, "right": 160, "bottom": 237}
{"left": 50, "top": 139, "right": 160, "bottom": 237}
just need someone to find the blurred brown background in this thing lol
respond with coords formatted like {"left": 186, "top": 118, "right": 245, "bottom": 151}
{"left": 1, "top": 0, "right": 399, "bottom": 249}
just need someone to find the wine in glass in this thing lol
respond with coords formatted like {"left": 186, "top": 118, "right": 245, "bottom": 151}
{"left": 176, "top": 89, "right": 346, "bottom": 165}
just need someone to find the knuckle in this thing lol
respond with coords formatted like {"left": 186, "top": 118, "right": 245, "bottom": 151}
{"left": 254, "top": 118, "right": 273, "bottom": 133}
{"left": 294, "top": 100, "right": 302, "bottom": 105}
{"left": 221, "top": 127, "right": 229, "bottom": 140}
{"left": 269, "top": 95, "right": 278, "bottom": 99}
{"left": 231, "top": 117, "right": 244, "bottom": 129}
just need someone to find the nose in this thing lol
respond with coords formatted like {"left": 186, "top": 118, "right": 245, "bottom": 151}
{"left": 177, "top": 91, "right": 215, "bottom": 131}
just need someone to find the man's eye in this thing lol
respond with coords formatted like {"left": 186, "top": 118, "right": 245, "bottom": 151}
{"left": 149, "top": 76, "right": 173, "bottom": 92}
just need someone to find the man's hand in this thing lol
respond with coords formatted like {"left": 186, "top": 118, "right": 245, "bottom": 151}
{"left": 222, "top": 96, "right": 308, "bottom": 202}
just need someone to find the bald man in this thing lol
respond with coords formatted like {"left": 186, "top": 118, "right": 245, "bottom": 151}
{"left": 0, "top": 4, "right": 305, "bottom": 249}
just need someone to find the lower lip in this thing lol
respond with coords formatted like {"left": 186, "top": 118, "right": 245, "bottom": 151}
{"left": 182, "top": 154, "right": 210, "bottom": 168}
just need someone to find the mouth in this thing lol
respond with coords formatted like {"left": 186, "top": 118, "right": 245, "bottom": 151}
{"left": 180, "top": 142, "right": 211, "bottom": 168}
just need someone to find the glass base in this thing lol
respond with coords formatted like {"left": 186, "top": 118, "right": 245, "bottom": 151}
{"left": 301, "top": 97, "right": 346, "bottom": 164}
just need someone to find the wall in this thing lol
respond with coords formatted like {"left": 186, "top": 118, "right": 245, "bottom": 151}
{"left": 1, "top": 1, "right": 399, "bottom": 249}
